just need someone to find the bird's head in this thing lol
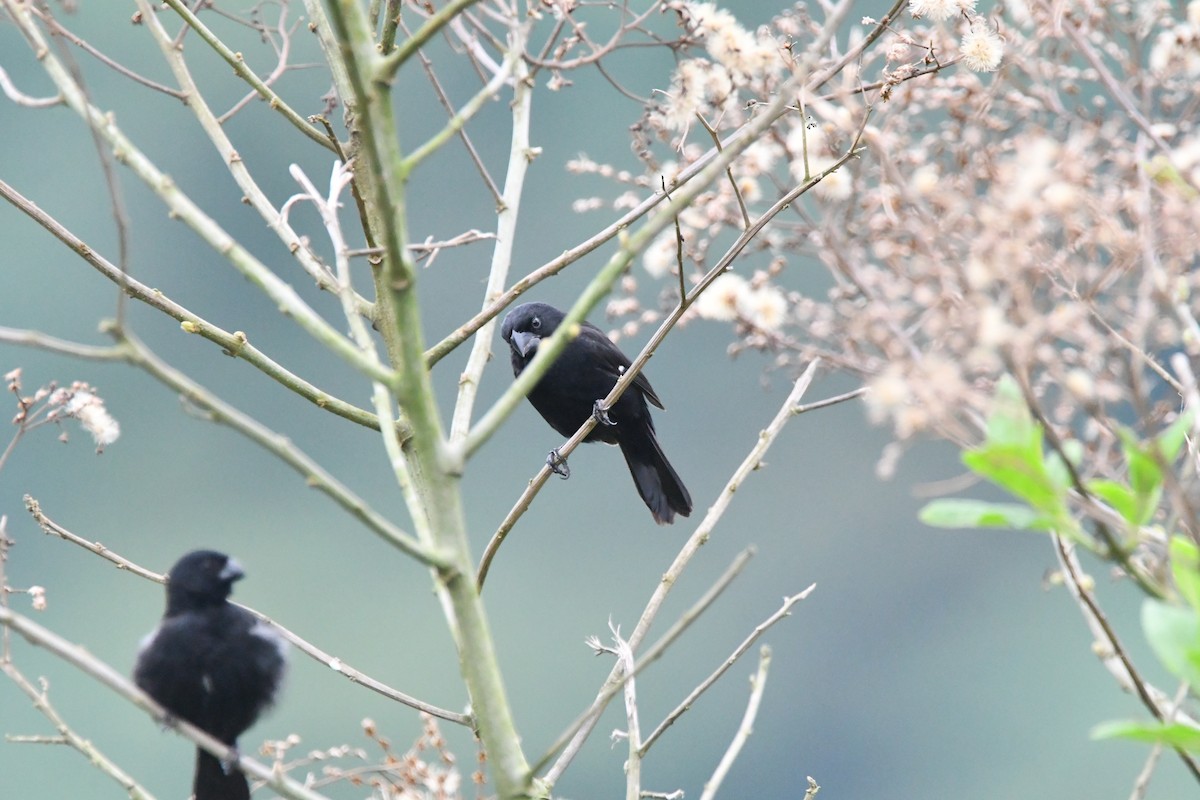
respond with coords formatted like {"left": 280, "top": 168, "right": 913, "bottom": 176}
{"left": 501, "top": 302, "right": 565, "bottom": 361}
{"left": 165, "top": 550, "right": 244, "bottom": 614}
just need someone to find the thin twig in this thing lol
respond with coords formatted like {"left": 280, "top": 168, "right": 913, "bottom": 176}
{"left": 403, "top": 19, "right": 502, "bottom": 203}
{"left": 698, "top": 646, "right": 772, "bottom": 800}
{"left": 537, "top": 362, "right": 821, "bottom": 785}
{"left": 400, "top": 44, "right": 521, "bottom": 171}
{"left": 639, "top": 586, "right": 815, "bottom": 756}
{"left": 1007, "top": 362, "right": 1164, "bottom": 597}
{"left": 1052, "top": 535, "right": 1200, "bottom": 783}
{"left": 4, "top": 1, "right": 392, "bottom": 385}
{"left": 696, "top": 112, "right": 751, "bottom": 229}
{"left": 21, "top": 495, "right": 467, "bottom": 724}
{"left": 0, "top": 181, "right": 387, "bottom": 433}
{"left": 161, "top": 0, "right": 335, "bottom": 150}
{"left": 0, "top": 328, "right": 125, "bottom": 362}
{"left": 531, "top": 548, "right": 756, "bottom": 778}
{"left": 449, "top": 33, "right": 531, "bottom": 444}
{"left": 0, "top": 606, "right": 333, "bottom": 800}
{"left": 37, "top": 8, "right": 187, "bottom": 99}
{"left": 474, "top": 140, "right": 863, "bottom": 583}
{"left": 1, "top": 661, "right": 157, "bottom": 799}
{"left": 0, "top": 65, "right": 61, "bottom": 107}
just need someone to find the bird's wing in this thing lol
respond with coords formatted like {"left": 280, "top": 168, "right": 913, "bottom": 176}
{"left": 580, "top": 323, "right": 665, "bottom": 409}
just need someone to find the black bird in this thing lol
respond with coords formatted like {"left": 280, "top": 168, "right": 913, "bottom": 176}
{"left": 501, "top": 301, "right": 693, "bottom": 524}
{"left": 135, "top": 550, "right": 287, "bottom": 800}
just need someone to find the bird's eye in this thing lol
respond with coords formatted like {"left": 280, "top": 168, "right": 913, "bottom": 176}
{"left": 531, "top": 317, "right": 541, "bottom": 330}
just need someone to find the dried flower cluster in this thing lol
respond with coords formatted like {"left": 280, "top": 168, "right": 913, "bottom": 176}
{"left": 572, "top": 0, "right": 1006, "bottom": 348}
{"left": 575, "top": 0, "right": 1199, "bottom": 488}
{"left": 317, "top": 715, "right": 467, "bottom": 799}
{"left": 6, "top": 369, "right": 119, "bottom": 453}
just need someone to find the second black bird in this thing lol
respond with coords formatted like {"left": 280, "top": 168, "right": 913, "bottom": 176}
{"left": 501, "top": 301, "right": 693, "bottom": 524}
{"left": 134, "top": 550, "right": 287, "bottom": 800}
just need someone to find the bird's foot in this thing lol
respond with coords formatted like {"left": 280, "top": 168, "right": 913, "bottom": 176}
{"left": 593, "top": 400, "right": 615, "bottom": 427}
{"left": 547, "top": 449, "right": 571, "bottom": 480}
{"left": 221, "top": 746, "right": 242, "bottom": 775}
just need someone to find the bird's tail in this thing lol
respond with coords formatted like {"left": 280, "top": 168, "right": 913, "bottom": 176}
{"left": 194, "top": 747, "right": 250, "bottom": 800}
{"left": 620, "top": 430, "right": 693, "bottom": 525}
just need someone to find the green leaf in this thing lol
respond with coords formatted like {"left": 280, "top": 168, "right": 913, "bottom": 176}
{"left": 919, "top": 499, "right": 1053, "bottom": 531}
{"left": 1159, "top": 412, "right": 1194, "bottom": 463}
{"left": 963, "top": 445, "right": 1063, "bottom": 514}
{"left": 1044, "top": 448, "right": 1074, "bottom": 493}
{"left": 1142, "top": 600, "right": 1200, "bottom": 687}
{"left": 1171, "top": 536, "right": 1200, "bottom": 612}
{"left": 984, "top": 376, "right": 1041, "bottom": 450}
{"left": 1121, "top": 432, "right": 1163, "bottom": 502}
{"left": 1091, "top": 720, "right": 1200, "bottom": 751}
{"left": 1087, "top": 480, "right": 1138, "bottom": 527}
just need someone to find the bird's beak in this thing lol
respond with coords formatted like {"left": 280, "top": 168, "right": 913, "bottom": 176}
{"left": 511, "top": 330, "right": 539, "bottom": 358}
{"left": 220, "top": 558, "right": 245, "bottom": 583}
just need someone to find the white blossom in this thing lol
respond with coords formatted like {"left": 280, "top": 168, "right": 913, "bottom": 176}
{"left": 695, "top": 272, "right": 750, "bottom": 321}
{"left": 64, "top": 391, "right": 120, "bottom": 450}
{"left": 738, "top": 284, "right": 788, "bottom": 330}
{"left": 908, "top": 0, "right": 975, "bottom": 21}
{"left": 643, "top": 231, "right": 679, "bottom": 279}
{"left": 960, "top": 20, "right": 1003, "bottom": 72}
{"left": 814, "top": 163, "right": 853, "bottom": 201}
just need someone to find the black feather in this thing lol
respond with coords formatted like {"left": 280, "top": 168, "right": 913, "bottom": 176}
{"left": 135, "top": 550, "right": 287, "bottom": 800}
{"left": 501, "top": 302, "right": 692, "bottom": 524}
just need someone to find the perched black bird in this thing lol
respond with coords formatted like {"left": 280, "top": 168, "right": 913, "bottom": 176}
{"left": 135, "top": 550, "right": 287, "bottom": 800}
{"left": 501, "top": 301, "right": 693, "bottom": 524}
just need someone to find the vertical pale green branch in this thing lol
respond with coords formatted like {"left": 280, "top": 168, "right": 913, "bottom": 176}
{"left": 316, "top": 1, "right": 532, "bottom": 795}
{"left": 450, "top": 39, "right": 533, "bottom": 443}
{"left": 380, "top": 0, "right": 403, "bottom": 54}
{"left": 1, "top": 0, "right": 393, "bottom": 385}
{"left": 287, "top": 160, "right": 434, "bottom": 545}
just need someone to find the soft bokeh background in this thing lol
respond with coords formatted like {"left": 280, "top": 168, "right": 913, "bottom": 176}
{"left": 0, "top": 2, "right": 1189, "bottom": 798}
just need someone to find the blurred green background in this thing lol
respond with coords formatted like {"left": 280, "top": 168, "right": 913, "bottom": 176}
{"left": 0, "top": 2, "right": 1189, "bottom": 798}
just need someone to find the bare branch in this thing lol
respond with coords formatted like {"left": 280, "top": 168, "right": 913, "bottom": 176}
{"left": 0, "top": 179, "right": 386, "bottom": 433}
{"left": 21, "top": 495, "right": 466, "bottom": 724}
{"left": 160, "top": 0, "right": 335, "bottom": 151}
{"left": 1, "top": 661, "right": 156, "bottom": 800}
{"left": 1052, "top": 535, "right": 1200, "bottom": 782}
{"left": 639, "top": 586, "right": 815, "bottom": 756}
{"left": 0, "top": 65, "right": 61, "bottom": 107}
{"left": 0, "top": 605, "right": 333, "bottom": 800}
{"left": 538, "top": 362, "right": 820, "bottom": 784}
{"left": 449, "top": 36, "right": 532, "bottom": 445}
{"left": 699, "top": 646, "right": 772, "bottom": 800}
{"left": 533, "top": 547, "right": 756, "bottom": 778}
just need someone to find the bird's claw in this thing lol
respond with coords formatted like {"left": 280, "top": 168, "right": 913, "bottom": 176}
{"left": 547, "top": 449, "right": 570, "bottom": 480}
{"left": 221, "top": 746, "right": 241, "bottom": 775}
{"left": 593, "top": 401, "right": 615, "bottom": 427}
